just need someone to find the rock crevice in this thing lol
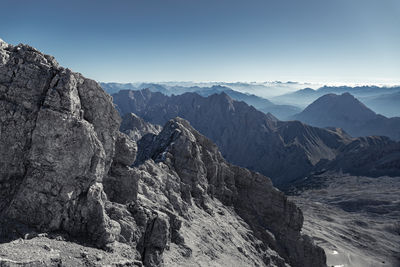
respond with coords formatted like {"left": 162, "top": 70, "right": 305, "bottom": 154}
{"left": 0, "top": 39, "right": 326, "bottom": 267}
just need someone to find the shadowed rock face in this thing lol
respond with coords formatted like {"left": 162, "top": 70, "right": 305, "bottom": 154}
{"left": 0, "top": 39, "right": 326, "bottom": 266}
{"left": 315, "top": 136, "right": 400, "bottom": 178}
{"left": 113, "top": 89, "right": 400, "bottom": 187}
{"left": 120, "top": 112, "right": 162, "bottom": 142}
{"left": 135, "top": 118, "right": 326, "bottom": 267}
{"left": 113, "top": 89, "right": 353, "bottom": 186}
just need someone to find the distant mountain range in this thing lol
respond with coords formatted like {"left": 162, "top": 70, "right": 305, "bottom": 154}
{"left": 101, "top": 82, "right": 300, "bottom": 120}
{"left": 113, "top": 89, "right": 400, "bottom": 187}
{"left": 273, "top": 85, "right": 400, "bottom": 117}
{"left": 191, "top": 85, "right": 300, "bottom": 119}
{"left": 293, "top": 93, "right": 400, "bottom": 141}
{"left": 120, "top": 112, "right": 162, "bottom": 142}
{"left": 361, "top": 91, "right": 400, "bottom": 118}
{"left": 100, "top": 82, "right": 137, "bottom": 95}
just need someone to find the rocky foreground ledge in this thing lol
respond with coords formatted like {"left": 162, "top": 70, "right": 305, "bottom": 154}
{"left": 0, "top": 39, "right": 326, "bottom": 266}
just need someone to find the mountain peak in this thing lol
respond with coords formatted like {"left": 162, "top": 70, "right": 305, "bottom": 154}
{"left": 293, "top": 93, "right": 400, "bottom": 140}
{"left": 306, "top": 93, "right": 376, "bottom": 118}
{"left": 0, "top": 38, "right": 8, "bottom": 49}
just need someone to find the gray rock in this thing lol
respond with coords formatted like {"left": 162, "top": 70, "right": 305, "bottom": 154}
{"left": 0, "top": 41, "right": 120, "bottom": 247}
{"left": 0, "top": 39, "right": 326, "bottom": 267}
{"left": 113, "top": 89, "right": 350, "bottom": 186}
{"left": 113, "top": 89, "right": 400, "bottom": 188}
{"left": 136, "top": 117, "right": 326, "bottom": 267}
{"left": 120, "top": 112, "right": 162, "bottom": 142}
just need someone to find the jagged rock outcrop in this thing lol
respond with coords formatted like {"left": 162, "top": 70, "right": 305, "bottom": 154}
{"left": 112, "top": 89, "right": 353, "bottom": 186}
{"left": 113, "top": 89, "right": 400, "bottom": 187}
{"left": 0, "top": 39, "right": 121, "bottom": 247}
{"left": 135, "top": 118, "right": 326, "bottom": 267}
{"left": 120, "top": 112, "right": 162, "bottom": 142}
{"left": 0, "top": 39, "right": 326, "bottom": 267}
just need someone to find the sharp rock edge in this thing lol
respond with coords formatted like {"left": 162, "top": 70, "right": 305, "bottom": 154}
{"left": 0, "top": 39, "right": 326, "bottom": 267}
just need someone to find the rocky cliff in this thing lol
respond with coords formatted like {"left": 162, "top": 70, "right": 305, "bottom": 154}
{"left": 0, "top": 39, "right": 121, "bottom": 247}
{"left": 0, "top": 39, "right": 326, "bottom": 266}
{"left": 112, "top": 89, "right": 353, "bottom": 186}
{"left": 135, "top": 118, "right": 326, "bottom": 266}
{"left": 113, "top": 89, "right": 400, "bottom": 187}
{"left": 120, "top": 112, "right": 162, "bottom": 142}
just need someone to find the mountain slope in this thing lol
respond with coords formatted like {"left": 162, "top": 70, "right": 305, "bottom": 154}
{"left": 293, "top": 93, "right": 400, "bottom": 140}
{"left": 0, "top": 39, "right": 326, "bottom": 267}
{"left": 193, "top": 85, "right": 301, "bottom": 119}
{"left": 102, "top": 82, "right": 300, "bottom": 120}
{"left": 290, "top": 174, "right": 400, "bottom": 267}
{"left": 315, "top": 136, "right": 400, "bottom": 177}
{"left": 113, "top": 89, "right": 400, "bottom": 186}
{"left": 362, "top": 91, "right": 400, "bottom": 118}
{"left": 113, "top": 89, "right": 356, "bottom": 186}
{"left": 120, "top": 112, "right": 162, "bottom": 141}
{"left": 135, "top": 118, "right": 326, "bottom": 267}
{"left": 273, "top": 86, "right": 400, "bottom": 117}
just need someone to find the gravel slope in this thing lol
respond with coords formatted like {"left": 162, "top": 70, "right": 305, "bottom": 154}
{"left": 290, "top": 175, "right": 400, "bottom": 267}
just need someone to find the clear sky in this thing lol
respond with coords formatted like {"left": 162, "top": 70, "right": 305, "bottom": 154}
{"left": 1, "top": 0, "right": 399, "bottom": 84}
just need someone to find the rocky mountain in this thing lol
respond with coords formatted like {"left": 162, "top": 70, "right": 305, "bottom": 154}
{"left": 134, "top": 118, "right": 326, "bottom": 266}
{"left": 0, "top": 39, "right": 326, "bottom": 266}
{"left": 315, "top": 136, "right": 400, "bottom": 177}
{"left": 101, "top": 82, "right": 300, "bottom": 120}
{"left": 273, "top": 85, "right": 400, "bottom": 117}
{"left": 192, "top": 85, "right": 300, "bottom": 120}
{"left": 112, "top": 89, "right": 346, "bottom": 186}
{"left": 138, "top": 83, "right": 170, "bottom": 95}
{"left": 120, "top": 112, "right": 162, "bottom": 142}
{"left": 112, "top": 89, "right": 400, "bottom": 187}
{"left": 293, "top": 93, "right": 400, "bottom": 140}
{"left": 272, "top": 87, "right": 321, "bottom": 108}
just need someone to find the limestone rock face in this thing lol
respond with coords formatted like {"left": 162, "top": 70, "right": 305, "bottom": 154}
{"left": 112, "top": 89, "right": 352, "bottom": 186}
{"left": 135, "top": 118, "right": 326, "bottom": 267}
{"left": 103, "top": 132, "right": 138, "bottom": 204}
{"left": 0, "top": 39, "right": 326, "bottom": 267}
{"left": 113, "top": 89, "right": 400, "bottom": 187}
{"left": 0, "top": 40, "right": 121, "bottom": 246}
{"left": 120, "top": 112, "right": 162, "bottom": 142}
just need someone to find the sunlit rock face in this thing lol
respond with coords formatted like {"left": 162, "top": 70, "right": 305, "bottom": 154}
{"left": 0, "top": 39, "right": 326, "bottom": 267}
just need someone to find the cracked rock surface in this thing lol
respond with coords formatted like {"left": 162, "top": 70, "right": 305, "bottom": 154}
{"left": 0, "top": 39, "right": 326, "bottom": 267}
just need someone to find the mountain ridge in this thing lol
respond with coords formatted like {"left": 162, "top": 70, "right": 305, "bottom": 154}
{"left": 113, "top": 89, "right": 400, "bottom": 187}
{"left": 273, "top": 85, "right": 400, "bottom": 117}
{"left": 293, "top": 92, "right": 400, "bottom": 141}
{"left": 101, "top": 82, "right": 301, "bottom": 120}
{"left": 0, "top": 38, "right": 327, "bottom": 267}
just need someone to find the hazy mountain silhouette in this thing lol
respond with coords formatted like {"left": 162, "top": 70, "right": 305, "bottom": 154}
{"left": 362, "top": 91, "right": 400, "bottom": 118}
{"left": 293, "top": 93, "right": 400, "bottom": 141}
{"left": 273, "top": 85, "right": 400, "bottom": 117}
{"left": 192, "top": 85, "right": 301, "bottom": 119}
{"left": 100, "top": 82, "right": 137, "bottom": 94}
{"left": 102, "top": 82, "right": 300, "bottom": 119}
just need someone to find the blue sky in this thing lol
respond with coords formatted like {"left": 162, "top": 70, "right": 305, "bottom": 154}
{"left": 1, "top": 0, "right": 399, "bottom": 84}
